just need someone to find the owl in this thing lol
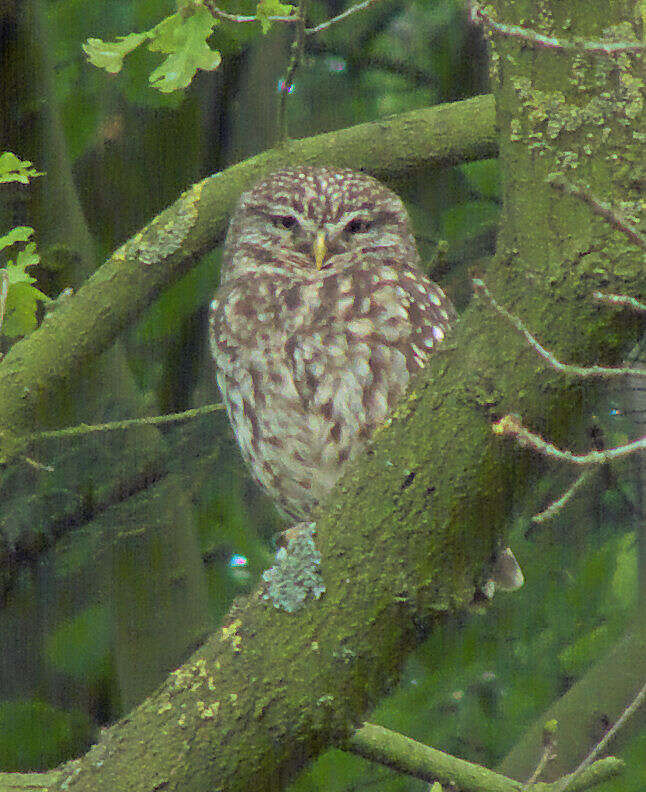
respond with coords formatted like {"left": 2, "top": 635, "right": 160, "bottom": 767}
{"left": 208, "top": 166, "right": 456, "bottom": 525}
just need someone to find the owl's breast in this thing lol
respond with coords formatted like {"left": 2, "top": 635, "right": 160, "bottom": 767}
{"left": 209, "top": 264, "right": 454, "bottom": 522}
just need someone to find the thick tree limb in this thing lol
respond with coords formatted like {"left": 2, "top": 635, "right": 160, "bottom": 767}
{"left": 0, "top": 94, "right": 496, "bottom": 462}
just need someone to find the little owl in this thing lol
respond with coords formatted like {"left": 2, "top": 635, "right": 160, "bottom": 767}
{"left": 208, "top": 166, "right": 456, "bottom": 526}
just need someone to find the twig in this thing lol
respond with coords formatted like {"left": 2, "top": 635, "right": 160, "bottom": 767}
{"left": 473, "top": 279, "right": 646, "bottom": 379}
{"left": 593, "top": 292, "right": 646, "bottom": 313}
{"left": 469, "top": 2, "right": 644, "bottom": 54}
{"left": 23, "top": 455, "right": 54, "bottom": 472}
{"left": 0, "top": 269, "right": 8, "bottom": 334}
{"left": 28, "top": 402, "right": 224, "bottom": 441}
{"left": 277, "top": 0, "right": 308, "bottom": 143}
{"left": 548, "top": 177, "right": 646, "bottom": 250}
{"left": 532, "top": 469, "right": 597, "bottom": 523}
{"left": 204, "top": 2, "right": 294, "bottom": 24}
{"left": 522, "top": 720, "right": 558, "bottom": 788}
{"left": 556, "top": 681, "right": 646, "bottom": 792}
{"left": 204, "top": 0, "right": 382, "bottom": 35}
{"left": 306, "top": 0, "right": 381, "bottom": 34}
{"left": 523, "top": 746, "right": 556, "bottom": 788}
{"left": 492, "top": 414, "right": 646, "bottom": 465}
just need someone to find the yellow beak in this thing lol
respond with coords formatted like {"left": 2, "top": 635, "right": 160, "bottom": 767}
{"left": 313, "top": 230, "right": 327, "bottom": 270}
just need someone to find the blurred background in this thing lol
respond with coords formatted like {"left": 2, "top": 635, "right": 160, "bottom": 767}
{"left": 0, "top": 0, "right": 642, "bottom": 788}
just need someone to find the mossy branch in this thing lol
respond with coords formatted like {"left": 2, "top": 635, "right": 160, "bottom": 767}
{"left": 346, "top": 723, "right": 623, "bottom": 792}
{"left": 0, "top": 94, "right": 496, "bottom": 463}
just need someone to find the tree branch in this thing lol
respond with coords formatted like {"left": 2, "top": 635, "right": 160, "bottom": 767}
{"left": 469, "top": 2, "right": 644, "bottom": 54}
{"left": 547, "top": 177, "right": 646, "bottom": 251}
{"left": 493, "top": 414, "right": 646, "bottom": 465}
{"left": 27, "top": 402, "right": 224, "bottom": 442}
{"left": 531, "top": 469, "right": 597, "bottom": 523}
{"left": 473, "top": 279, "right": 645, "bottom": 380}
{"left": 203, "top": 0, "right": 384, "bottom": 35}
{"left": 345, "top": 723, "right": 623, "bottom": 792}
{"left": 0, "top": 94, "right": 497, "bottom": 462}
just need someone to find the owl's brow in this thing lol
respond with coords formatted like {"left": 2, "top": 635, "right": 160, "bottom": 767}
{"left": 246, "top": 205, "right": 307, "bottom": 223}
{"left": 332, "top": 208, "right": 402, "bottom": 226}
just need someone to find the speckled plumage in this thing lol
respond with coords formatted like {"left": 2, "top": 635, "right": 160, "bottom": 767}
{"left": 209, "top": 167, "right": 456, "bottom": 523}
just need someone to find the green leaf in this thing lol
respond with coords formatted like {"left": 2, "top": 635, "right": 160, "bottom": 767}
{"left": 1, "top": 244, "right": 50, "bottom": 339}
{"left": 82, "top": 31, "right": 150, "bottom": 74}
{"left": 256, "top": 0, "right": 295, "bottom": 33}
{"left": 0, "top": 152, "right": 42, "bottom": 184}
{"left": 148, "top": 9, "right": 221, "bottom": 92}
{"left": 0, "top": 226, "right": 34, "bottom": 253}
{"left": 13, "top": 243, "right": 41, "bottom": 273}
{"left": 5, "top": 243, "right": 40, "bottom": 286}
{"left": 1, "top": 284, "right": 40, "bottom": 337}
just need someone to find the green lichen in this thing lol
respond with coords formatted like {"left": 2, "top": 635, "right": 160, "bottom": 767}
{"left": 508, "top": 30, "right": 643, "bottom": 167}
{"left": 118, "top": 183, "right": 201, "bottom": 266}
{"left": 261, "top": 523, "right": 326, "bottom": 612}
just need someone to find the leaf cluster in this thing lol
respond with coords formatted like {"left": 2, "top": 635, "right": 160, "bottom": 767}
{"left": 0, "top": 154, "right": 50, "bottom": 340}
{"left": 82, "top": 4, "right": 222, "bottom": 93}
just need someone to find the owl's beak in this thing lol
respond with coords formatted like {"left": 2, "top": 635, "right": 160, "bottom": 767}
{"left": 313, "top": 230, "right": 327, "bottom": 270}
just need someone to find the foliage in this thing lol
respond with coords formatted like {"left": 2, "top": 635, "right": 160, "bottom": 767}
{"left": 83, "top": 4, "right": 221, "bottom": 92}
{"left": 0, "top": 154, "right": 49, "bottom": 340}
{"left": 257, "top": 0, "right": 296, "bottom": 33}
{"left": 0, "top": 152, "right": 42, "bottom": 185}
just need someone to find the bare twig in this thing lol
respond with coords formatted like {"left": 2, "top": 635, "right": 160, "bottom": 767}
{"left": 522, "top": 720, "right": 558, "bottom": 788}
{"left": 23, "top": 455, "right": 54, "bottom": 472}
{"left": 473, "top": 279, "right": 646, "bottom": 379}
{"left": 306, "top": 0, "right": 381, "bottom": 34}
{"left": 28, "top": 402, "right": 224, "bottom": 442}
{"left": 548, "top": 177, "right": 646, "bottom": 250}
{"left": 277, "top": 0, "right": 308, "bottom": 143}
{"left": 493, "top": 414, "right": 646, "bottom": 465}
{"left": 556, "top": 681, "right": 646, "bottom": 792}
{"left": 593, "top": 292, "right": 646, "bottom": 313}
{"left": 524, "top": 745, "right": 556, "bottom": 788}
{"left": 532, "top": 469, "right": 597, "bottom": 523}
{"left": 469, "top": 2, "right": 644, "bottom": 54}
{"left": 204, "top": 0, "right": 382, "bottom": 35}
{"left": 0, "top": 269, "right": 8, "bottom": 334}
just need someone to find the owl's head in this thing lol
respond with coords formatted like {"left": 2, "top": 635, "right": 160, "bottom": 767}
{"left": 221, "top": 167, "right": 418, "bottom": 281}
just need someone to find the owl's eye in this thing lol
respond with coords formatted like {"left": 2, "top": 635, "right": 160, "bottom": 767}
{"left": 344, "top": 218, "right": 372, "bottom": 234}
{"left": 271, "top": 215, "right": 298, "bottom": 230}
